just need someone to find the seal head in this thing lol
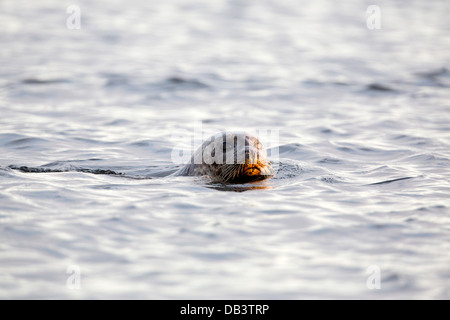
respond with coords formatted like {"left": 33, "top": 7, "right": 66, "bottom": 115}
{"left": 177, "top": 131, "right": 274, "bottom": 183}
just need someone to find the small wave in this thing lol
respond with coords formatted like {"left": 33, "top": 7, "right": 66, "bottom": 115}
{"left": 2, "top": 135, "right": 49, "bottom": 149}
{"left": 105, "top": 77, "right": 129, "bottom": 87}
{"left": 336, "top": 146, "right": 377, "bottom": 154}
{"left": 7, "top": 159, "right": 179, "bottom": 179}
{"left": 207, "top": 182, "right": 273, "bottom": 192}
{"left": 0, "top": 166, "right": 15, "bottom": 178}
{"left": 405, "top": 153, "right": 450, "bottom": 164}
{"left": 272, "top": 160, "right": 303, "bottom": 179}
{"left": 415, "top": 67, "right": 448, "bottom": 79}
{"left": 72, "top": 137, "right": 120, "bottom": 145}
{"left": 320, "top": 176, "right": 344, "bottom": 184}
{"left": 164, "top": 76, "right": 209, "bottom": 90}
{"left": 128, "top": 139, "right": 172, "bottom": 151}
{"left": 318, "top": 158, "right": 342, "bottom": 164}
{"left": 40, "top": 159, "right": 102, "bottom": 167}
{"left": 368, "top": 176, "right": 414, "bottom": 185}
{"left": 366, "top": 83, "right": 398, "bottom": 92}
{"left": 5, "top": 137, "right": 47, "bottom": 147}
{"left": 277, "top": 143, "right": 306, "bottom": 157}
{"left": 8, "top": 165, "right": 124, "bottom": 176}
{"left": 101, "top": 72, "right": 129, "bottom": 87}
{"left": 22, "top": 78, "right": 69, "bottom": 85}
{"left": 104, "top": 119, "right": 132, "bottom": 126}
{"left": 332, "top": 142, "right": 407, "bottom": 159}
{"left": 101, "top": 73, "right": 209, "bottom": 91}
{"left": 302, "top": 79, "right": 350, "bottom": 87}
{"left": 414, "top": 67, "right": 449, "bottom": 87}
{"left": 392, "top": 134, "right": 429, "bottom": 146}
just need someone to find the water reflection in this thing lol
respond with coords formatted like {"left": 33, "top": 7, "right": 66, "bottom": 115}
{"left": 206, "top": 180, "right": 273, "bottom": 192}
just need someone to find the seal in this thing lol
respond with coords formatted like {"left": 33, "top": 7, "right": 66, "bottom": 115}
{"left": 175, "top": 131, "right": 274, "bottom": 183}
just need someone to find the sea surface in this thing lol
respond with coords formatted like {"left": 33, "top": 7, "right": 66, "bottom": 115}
{"left": 1, "top": 0, "right": 450, "bottom": 299}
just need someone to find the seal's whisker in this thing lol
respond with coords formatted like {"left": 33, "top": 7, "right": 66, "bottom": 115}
{"left": 222, "top": 164, "right": 241, "bottom": 182}
{"left": 220, "top": 165, "right": 234, "bottom": 182}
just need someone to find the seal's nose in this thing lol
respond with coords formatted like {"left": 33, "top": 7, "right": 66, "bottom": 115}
{"left": 245, "top": 165, "right": 261, "bottom": 176}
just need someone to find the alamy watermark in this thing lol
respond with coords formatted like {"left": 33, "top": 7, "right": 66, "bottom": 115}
{"left": 66, "top": 265, "right": 81, "bottom": 290}
{"left": 171, "top": 122, "right": 279, "bottom": 169}
{"left": 366, "top": 265, "right": 381, "bottom": 290}
{"left": 66, "top": 5, "right": 81, "bottom": 30}
{"left": 366, "top": 5, "right": 381, "bottom": 30}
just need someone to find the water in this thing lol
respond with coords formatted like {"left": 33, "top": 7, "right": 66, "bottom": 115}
{"left": 1, "top": 0, "right": 450, "bottom": 299}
